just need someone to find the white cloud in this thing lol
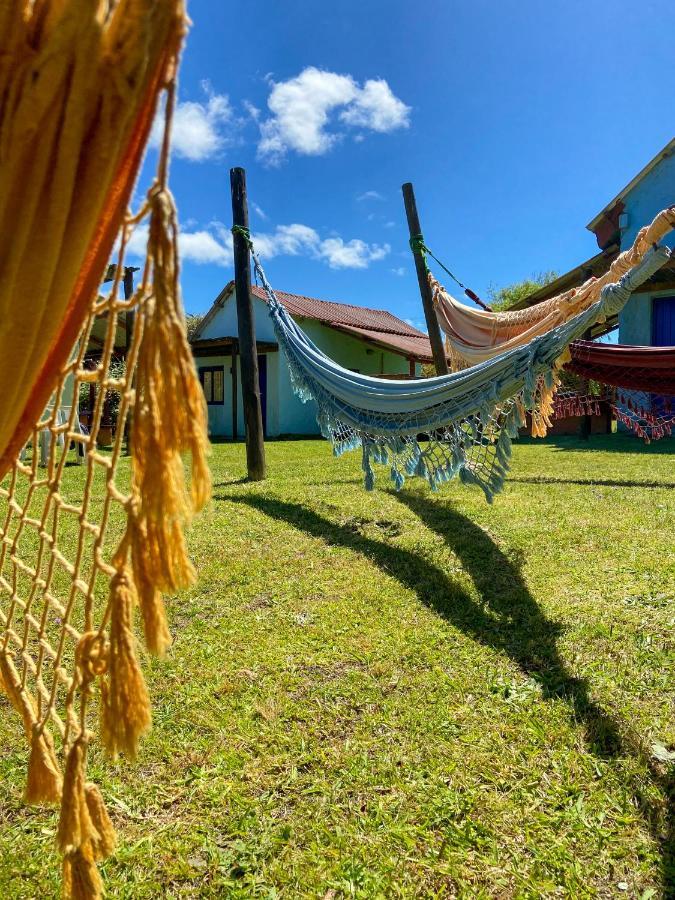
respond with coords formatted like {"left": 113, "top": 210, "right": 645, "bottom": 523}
{"left": 125, "top": 223, "right": 231, "bottom": 267}
{"left": 391, "top": 266, "right": 406, "bottom": 276}
{"left": 357, "top": 190, "right": 384, "bottom": 202}
{"left": 339, "top": 79, "right": 410, "bottom": 132}
{"left": 237, "top": 223, "right": 390, "bottom": 270}
{"left": 150, "top": 82, "right": 233, "bottom": 162}
{"left": 127, "top": 219, "right": 389, "bottom": 272}
{"left": 257, "top": 67, "right": 410, "bottom": 164}
{"left": 248, "top": 224, "right": 320, "bottom": 259}
{"left": 251, "top": 202, "right": 269, "bottom": 221}
{"left": 318, "top": 237, "right": 389, "bottom": 269}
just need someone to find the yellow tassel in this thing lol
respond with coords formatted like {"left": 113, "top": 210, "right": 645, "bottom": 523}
{"left": 1, "top": 651, "right": 63, "bottom": 801}
{"left": 127, "top": 184, "right": 210, "bottom": 656}
{"left": 25, "top": 725, "right": 63, "bottom": 804}
{"left": 57, "top": 735, "right": 94, "bottom": 856}
{"left": 84, "top": 783, "right": 116, "bottom": 861}
{"left": 61, "top": 846, "right": 103, "bottom": 900}
{"left": 100, "top": 569, "right": 152, "bottom": 758}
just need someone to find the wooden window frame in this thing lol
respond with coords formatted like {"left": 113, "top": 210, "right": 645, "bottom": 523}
{"left": 199, "top": 365, "right": 225, "bottom": 406}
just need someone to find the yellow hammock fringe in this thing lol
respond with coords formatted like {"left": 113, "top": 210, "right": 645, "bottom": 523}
{"left": 0, "top": 3, "right": 211, "bottom": 898}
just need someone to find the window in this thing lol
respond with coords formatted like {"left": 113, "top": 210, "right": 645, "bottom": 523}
{"left": 199, "top": 366, "right": 224, "bottom": 405}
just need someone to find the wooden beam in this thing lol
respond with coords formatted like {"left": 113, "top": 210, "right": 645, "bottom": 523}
{"left": 401, "top": 182, "right": 449, "bottom": 375}
{"left": 230, "top": 167, "right": 266, "bottom": 480}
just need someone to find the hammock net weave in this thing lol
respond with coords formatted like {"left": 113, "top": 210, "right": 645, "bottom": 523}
{"left": 251, "top": 241, "right": 671, "bottom": 501}
{"left": 0, "top": 4, "right": 210, "bottom": 898}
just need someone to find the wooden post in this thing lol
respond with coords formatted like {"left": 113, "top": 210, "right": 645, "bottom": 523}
{"left": 230, "top": 167, "right": 266, "bottom": 480}
{"left": 123, "top": 266, "right": 137, "bottom": 353}
{"left": 402, "top": 182, "right": 449, "bottom": 375}
{"left": 580, "top": 327, "right": 592, "bottom": 441}
{"left": 123, "top": 266, "right": 138, "bottom": 455}
{"left": 231, "top": 341, "right": 238, "bottom": 440}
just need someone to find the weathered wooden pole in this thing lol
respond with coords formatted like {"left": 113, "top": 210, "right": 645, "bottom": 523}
{"left": 230, "top": 167, "right": 266, "bottom": 480}
{"left": 402, "top": 182, "right": 449, "bottom": 375}
{"left": 231, "top": 340, "right": 238, "bottom": 440}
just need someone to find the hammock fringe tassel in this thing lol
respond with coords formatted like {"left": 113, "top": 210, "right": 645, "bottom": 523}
{"left": 100, "top": 568, "right": 152, "bottom": 760}
{"left": 0, "top": 652, "right": 63, "bottom": 803}
{"left": 252, "top": 242, "right": 671, "bottom": 503}
{"left": 126, "top": 185, "right": 211, "bottom": 658}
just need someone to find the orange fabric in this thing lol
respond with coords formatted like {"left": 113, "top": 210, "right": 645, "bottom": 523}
{"left": 0, "top": 1, "right": 186, "bottom": 479}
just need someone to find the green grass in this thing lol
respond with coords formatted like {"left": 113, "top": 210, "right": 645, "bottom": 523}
{"left": 1, "top": 435, "right": 674, "bottom": 898}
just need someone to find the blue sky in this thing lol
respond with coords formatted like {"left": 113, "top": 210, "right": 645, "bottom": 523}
{"left": 131, "top": 0, "right": 674, "bottom": 329}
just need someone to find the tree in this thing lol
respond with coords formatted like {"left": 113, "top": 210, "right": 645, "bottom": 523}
{"left": 185, "top": 313, "right": 205, "bottom": 341}
{"left": 487, "top": 271, "right": 558, "bottom": 311}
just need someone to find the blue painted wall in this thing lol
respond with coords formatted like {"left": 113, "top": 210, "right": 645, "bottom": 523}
{"left": 617, "top": 150, "right": 675, "bottom": 345}
{"left": 197, "top": 290, "right": 420, "bottom": 437}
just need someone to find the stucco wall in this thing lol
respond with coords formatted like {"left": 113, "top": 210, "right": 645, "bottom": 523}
{"left": 617, "top": 152, "right": 675, "bottom": 343}
{"left": 195, "top": 291, "right": 420, "bottom": 437}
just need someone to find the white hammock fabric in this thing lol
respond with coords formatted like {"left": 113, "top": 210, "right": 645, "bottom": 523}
{"left": 252, "top": 243, "right": 671, "bottom": 501}
{"left": 432, "top": 208, "right": 675, "bottom": 369}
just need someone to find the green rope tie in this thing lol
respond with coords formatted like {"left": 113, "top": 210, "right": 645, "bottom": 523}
{"left": 409, "top": 233, "right": 429, "bottom": 272}
{"left": 231, "top": 224, "right": 253, "bottom": 248}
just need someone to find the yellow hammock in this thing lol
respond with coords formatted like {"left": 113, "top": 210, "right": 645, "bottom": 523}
{"left": 0, "top": 3, "right": 210, "bottom": 898}
{"left": 431, "top": 208, "right": 675, "bottom": 370}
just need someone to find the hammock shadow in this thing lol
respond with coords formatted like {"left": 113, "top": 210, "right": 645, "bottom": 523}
{"left": 390, "top": 491, "right": 624, "bottom": 758}
{"left": 509, "top": 476, "right": 675, "bottom": 490}
{"left": 227, "top": 491, "right": 621, "bottom": 759}
{"left": 224, "top": 491, "right": 673, "bottom": 892}
{"left": 392, "top": 490, "right": 674, "bottom": 894}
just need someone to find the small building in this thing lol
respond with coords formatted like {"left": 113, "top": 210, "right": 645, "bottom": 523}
{"left": 190, "top": 283, "right": 433, "bottom": 438}
{"left": 586, "top": 138, "right": 675, "bottom": 346}
{"left": 510, "top": 137, "right": 675, "bottom": 345}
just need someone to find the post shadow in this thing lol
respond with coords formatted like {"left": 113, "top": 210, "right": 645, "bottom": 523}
{"left": 222, "top": 490, "right": 673, "bottom": 894}
{"left": 391, "top": 489, "right": 673, "bottom": 896}
{"left": 227, "top": 491, "right": 621, "bottom": 756}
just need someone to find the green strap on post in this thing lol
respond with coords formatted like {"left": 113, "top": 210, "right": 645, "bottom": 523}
{"left": 409, "top": 233, "right": 429, "bottom": 272}
{"left": 231, "top": 224, "right": 253, "bottom": 248}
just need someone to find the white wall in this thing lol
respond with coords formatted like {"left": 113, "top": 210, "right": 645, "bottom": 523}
{"left": 197, "top": 291, "right": 417, "bottom": 437}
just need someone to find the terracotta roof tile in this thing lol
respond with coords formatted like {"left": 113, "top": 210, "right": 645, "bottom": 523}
{"left": 250, "top": 285, "right": 433, "bottom": 361}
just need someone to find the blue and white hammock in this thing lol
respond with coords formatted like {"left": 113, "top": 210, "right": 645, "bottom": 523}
{"left": 252, "top": 245, "right": 671, "bottom": 501}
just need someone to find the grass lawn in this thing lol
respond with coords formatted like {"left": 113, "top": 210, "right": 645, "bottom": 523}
{"left": 1, "top": 435, "right": 674, "bottom": 898}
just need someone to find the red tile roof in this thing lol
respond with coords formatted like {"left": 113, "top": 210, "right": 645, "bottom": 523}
{"left": 250, "top": 285, "right": 433, "bottom": 362}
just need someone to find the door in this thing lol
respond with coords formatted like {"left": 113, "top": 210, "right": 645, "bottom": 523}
{"left": 652, "top": 296, "right": 675, "bottom": 346}
{"left": 258, "top": 354, "right": 267, "bottom": 436}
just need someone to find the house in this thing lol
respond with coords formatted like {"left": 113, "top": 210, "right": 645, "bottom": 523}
{"left": 510, "top": 138, "right": 675, "bottom": 346}
{"left": 190, "top": 283, "right": 433, "bottom": 438}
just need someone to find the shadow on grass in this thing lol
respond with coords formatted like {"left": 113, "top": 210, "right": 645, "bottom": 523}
{"left": 226, "top": 492, "right": 621, "bottom": 754}
{"left": 510, "top": 476, "right": 675, "bottom": 490}
{"left": 222, "top": 489, "right": 673, "bottom": 894}
{"left": 527, "top": 435, "right": 675, "bottom": 454}
{"left": 392, "top": 491, "right": 673, "bottom": 896}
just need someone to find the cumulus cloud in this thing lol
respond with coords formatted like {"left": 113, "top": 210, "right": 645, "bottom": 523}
{"left": 224, "top": 223, "right": 390, "bottom": 270}
{"left": 150, "top": 81, "right": 233, "bottom": 161}
{"left": 126, "top": 223, "right": 231, "bottom": 266}
{"left": 391, "top": 266, "right": 406, "bottom": 276}
{"left": 127, "top": 220, "right": 389, "bottom": 271}
{"left": 257, "top": 67, "right": 409, "bottom": 164}
{"left": 339, "top": 79, "right": 410, "bottom": 132}
{"left": 318, "top": 237, "right": 389, "bottom": 269}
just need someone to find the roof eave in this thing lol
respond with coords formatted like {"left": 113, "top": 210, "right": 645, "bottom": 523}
{"left": 585, "top": 137, "right": 675, "bottom": 232}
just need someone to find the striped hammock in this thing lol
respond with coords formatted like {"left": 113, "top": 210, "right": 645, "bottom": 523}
{"left": 253, "top": 244, "right": 671, "bottom": 501}
{"left": 430, "top": 209, "right": 675, "bottom": 369}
